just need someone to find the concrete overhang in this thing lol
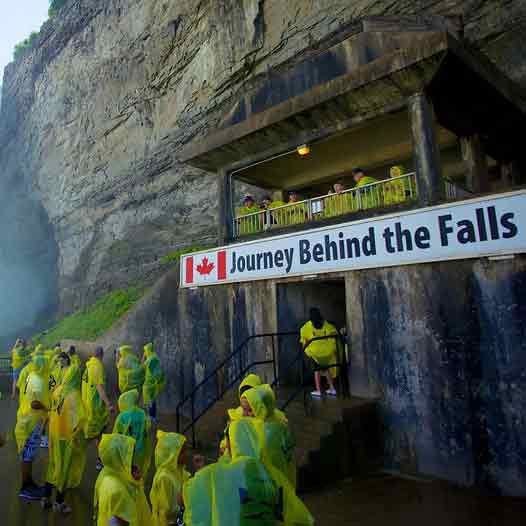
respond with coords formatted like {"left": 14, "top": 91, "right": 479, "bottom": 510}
{"left": 179, "top": 20, "right": 526, "bottom": 173}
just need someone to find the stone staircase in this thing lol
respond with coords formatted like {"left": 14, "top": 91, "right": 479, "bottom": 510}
{"left": 172, "top": 387, "right": 383, "bottom": 492}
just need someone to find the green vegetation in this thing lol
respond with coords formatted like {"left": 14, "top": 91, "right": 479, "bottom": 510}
{"left": 34, "top": 287, "right": 146, "bottom": 347}
{"left": 13, "top": 1, "right": 68, "bottom": 60}
{"left": 160, "top": 246, "right": 212, "bottom": 266}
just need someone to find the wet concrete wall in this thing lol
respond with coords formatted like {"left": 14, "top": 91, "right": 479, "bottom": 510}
{"left": 346, "top": 255, "right": 526, "bottom": 496}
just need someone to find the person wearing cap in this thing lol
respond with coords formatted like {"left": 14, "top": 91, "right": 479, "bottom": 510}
{"left": 324, "top": 181, "right": 356, "bottom": 218}
{"left": 284, "top": 190, "right": 309, "bottom": 226}
{"left": 237, "top": 195, "right": 261, "bottom": 235}
{"left": 261, "top": 195, "right": 286, "bottom": 228}
{"left": 351, "top": 168, "right": 381, "bottom": 209}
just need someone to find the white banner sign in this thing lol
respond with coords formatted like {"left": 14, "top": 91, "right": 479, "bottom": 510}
{"left": 180, "top": 191, "right": 526, "bottom": 288}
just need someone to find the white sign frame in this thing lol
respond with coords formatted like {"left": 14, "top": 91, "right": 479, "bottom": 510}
{"left": 180, "top": 190, "right": 526, "bottom": 288}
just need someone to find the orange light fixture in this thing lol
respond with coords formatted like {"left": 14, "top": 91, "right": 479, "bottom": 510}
{"left": 297, "top": 144, "right": 310, "bottom": 156}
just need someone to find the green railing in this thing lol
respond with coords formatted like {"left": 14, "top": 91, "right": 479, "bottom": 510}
{"left": 0, "top": 354, "right": 12, "bottom": 375}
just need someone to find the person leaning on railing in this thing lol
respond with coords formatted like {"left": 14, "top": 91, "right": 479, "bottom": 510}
{"left": 237, "top": 195, "right": 261, "bottom": 235}
{"left": 324, "top": 182, "right": 356, "bottom": 218}
{"left": 283, "top": 190, "right": 309, "bottom": 226}
{"left": 260, "top": 195, "right": 286, "bottom": 228}
{"left": 383, "top": 165, "right": 415, "bottom": 205}
{"left": 351, "top": 167, "right": 381, "bottom": 209}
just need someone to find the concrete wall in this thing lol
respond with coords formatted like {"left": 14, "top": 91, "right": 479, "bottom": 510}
{"left": 347, "top": 255, "right": 526, "bottom": 496}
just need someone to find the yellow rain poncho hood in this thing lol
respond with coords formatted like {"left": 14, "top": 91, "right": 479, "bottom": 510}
{"left": 118, "top": 346, "right": 145, "bottom": 394}
{"left": 300, "top": 320, "right": 339, "bottom": 378}
{"left": 47, "top": 364, "right": 87, "bottom": 492}
{"left": 113, "top": 389, "right": 152, "bottom": 477}
{"left": 95, "top": 434, "right": 151, "bottom": 526}
{"left": 82, "top": 356, "right": 109, "bottom": 439}
{"left": 11, "top": 342, "right": 32, "bottom": 370}
{"left": 142, "top": 343, "right": 166, "bottom": 407}
{"left": 184, "top": 419, "right": 281, "bottom": 526}
{"left": 151, "top": 431, "right": 190, "bottom": 526}
{"left": 227, "top": 373, "right": 262, "bottom": 421}
{"left": 243, "top": 386, "right": 296, "bottom": 488}
{"left": 15, "top": 354, "right": 50, "bottom": 452}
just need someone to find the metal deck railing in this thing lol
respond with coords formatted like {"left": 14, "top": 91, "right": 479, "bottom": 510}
{"left": 234, "top": 173, "right": 417, "bottom": 237}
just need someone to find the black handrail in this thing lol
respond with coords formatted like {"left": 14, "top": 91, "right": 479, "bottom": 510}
{"left": 175, "top": 331, "right": 297, "bottom": 444}
{"left": 175, "top": 330, "right": 349, "bottom": 446}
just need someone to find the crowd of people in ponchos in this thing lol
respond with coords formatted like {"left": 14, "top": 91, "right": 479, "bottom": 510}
{"left": 237, "top": 166, "right": 412, "bottom": 234}
{"left": 4, "top": 337, "right": 317, "bottom": 526}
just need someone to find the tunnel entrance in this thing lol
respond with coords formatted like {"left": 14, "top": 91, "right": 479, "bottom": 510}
{"left": 276, "top": 278, "right": 347, "bottom": 386}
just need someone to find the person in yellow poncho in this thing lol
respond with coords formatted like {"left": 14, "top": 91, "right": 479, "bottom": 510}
{"left": 15, "top": 354, "right": 50, "bottom": 500}
{"left": 324, "top": 182, "right": 356, "bottom": 218}
{"left": 351, "top": 167, "right": 381, "bottom": 209}
{"left": 300, "top": 307, "right": 339, "bottom": 397}
{"left": 43, "top": 354, "right": 87, "bottom": 514}
{"left": 142, "top": 343, "right": 165, "bottom": 421}
{"left": 117, "top": 345, "right": 145, "bottom": 394}
{"left": 151, "top": 431, "right": 190, "bottom": 526}
{"left": 11, "top": 338, "right": 32, "bottom": 399}
{"left": 243, "top": 385, "right": 297, "bottom": 489}
{"left": 184, "top": 418, "right": 283, "bottom": 526}
{"left": 228, "top": 374, "right": 263, "bottom": 422}
{"left": 237, "top": 195, "right": 262, "bottom": 235}
{"left": 94, "top": 434, "right": 152, "bottom": 526}
{"left": 113, "top": 389, "right": 152, "bottom": 480}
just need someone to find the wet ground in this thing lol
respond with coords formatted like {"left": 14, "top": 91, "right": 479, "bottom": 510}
{"left": 1, "top": 377, "right": 525, "bottom": 525}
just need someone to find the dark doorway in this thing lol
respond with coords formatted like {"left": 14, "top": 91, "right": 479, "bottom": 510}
{"left": 277, "top": 278, "right": 347, "bottom": 385}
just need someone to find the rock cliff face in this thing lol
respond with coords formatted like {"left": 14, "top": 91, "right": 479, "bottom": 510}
{"left": 1, "top": 0, "right": 525, "bottom": 332}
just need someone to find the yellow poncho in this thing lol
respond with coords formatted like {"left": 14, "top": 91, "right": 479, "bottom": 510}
{"left": 117, "top": 346, "right": 145, "bottom": 394}
{"left": 151, "top": 431, "right": 190, "bottom": 526}
{"left": 244, "top": 385, "right": 296, "bottom": 488}
{"left": 184, "top": 419, "right": 282, "bottom": 526}
{"left": 94, "top": 434, "right": 152, "bottom": 526}
{"left": 300, "top": 320, "right": 339, "bottom": 378}
{"left": 11, "top": 342, "right": 32, "bottom": 370}
{"left": 82, "top": 356, "right": 109, "bottom": 439}
{"left": 15, "top": 355, "right": 50, "bottom": 452}
{"left": 113, "top": 389, "right": 152, "bottom": 478}
{"left": 46, "top": 364, "right": 87, "bottom": 492}
{"left": 227, "top": 374, "right": 263, "bottom": 422}
{"left": 142, "top": 343, "right": 166, "bottom": 407}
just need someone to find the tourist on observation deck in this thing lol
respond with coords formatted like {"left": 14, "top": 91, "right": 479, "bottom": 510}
{"left": 325, "top": 181, "right": 355, "bottom": 217}
{"left": 351, "top": 167, "right": 380, "bottom": 209}
{"left": 285, "top": 190, "right": 309, "bottom": 225}
{"left": 261, "top": 195, "right": 286, "bottom": 227}
{"left": 237, "top": 195, "right": 261, "bottom": 235}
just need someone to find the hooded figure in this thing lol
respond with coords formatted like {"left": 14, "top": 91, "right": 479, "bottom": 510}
{"left": 184, "top": 419, "right": 281, "bottom": 526}
{"left": 82, "top": 353, "right": 109, "bottom": 439}
{"left": 94, "top": 434, "right": 151, "bottom": 526}
{"left": 142, "top": 343, "right": 165, "bottom": 411}
{"left": 243, "top": 385, "right": 296, "bottom": 488}
{"left": 151, "top": 431, "right": 190, "bottom": 526}
{"left": 228, "top": 374, "right": 263, "bottom": 422}
{"left": 113, "top": 389, "right": 152, "bottom": 479}
{"left": 46, "top": 363, "right": 87, "bottom": 497}
{"left": 15, "top": 354, "right": 50, "bottom": 452}
{"left": 11, "top": 340, "right": 32, "bottom": 371}
{"left": 117, "top": 346, "right": 145, "bottom": 394}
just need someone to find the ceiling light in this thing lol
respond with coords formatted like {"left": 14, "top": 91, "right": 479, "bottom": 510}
{"left": 297, "top": 144, "right": 310, "bottom": 156}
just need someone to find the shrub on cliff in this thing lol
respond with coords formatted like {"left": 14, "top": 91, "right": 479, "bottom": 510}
{"left": 34, "top": 287, "right": 146, "bottom": 346}
{"left": 160, "top": 246, "right": 212, "bottom": 266}
{"left": 48, "top": 0, "right": 67, "bottom": 18}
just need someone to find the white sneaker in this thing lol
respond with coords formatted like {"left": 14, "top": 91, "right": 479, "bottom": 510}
{"left": 310, "top": 390, "right": 322, "bottom": 397}
{"left": 326, "top": 389, "right": 337, "bottom": 397}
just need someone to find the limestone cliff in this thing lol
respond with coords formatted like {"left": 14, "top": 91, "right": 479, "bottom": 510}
{"left": 0, "top": 0, "right": 525, "bottom": 335}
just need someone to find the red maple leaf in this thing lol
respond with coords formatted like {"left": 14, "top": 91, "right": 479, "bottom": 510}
{"left": 196, "top": 257, "right": 215, "bottom": 276}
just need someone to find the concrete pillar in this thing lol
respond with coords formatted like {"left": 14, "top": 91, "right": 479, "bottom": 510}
{"left": 501, "top": 161, "right": 520, "bottom": 188}
{"left": 460, "top": 134, "right": 489, "bottom": 193}
{"left": 408, "top": 92, "right": 444, "bottom": 206}
{"left": 217, "top": 169, "right": 234, "bottom": 244}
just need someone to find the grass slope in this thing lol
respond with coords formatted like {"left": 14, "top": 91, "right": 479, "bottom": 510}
{"left": 35, "top": 287, "right": 146, "bottom": 347}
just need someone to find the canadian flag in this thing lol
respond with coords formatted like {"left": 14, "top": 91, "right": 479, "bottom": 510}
{"left": 185, "top": 250, "right": 227, "bottom": 285}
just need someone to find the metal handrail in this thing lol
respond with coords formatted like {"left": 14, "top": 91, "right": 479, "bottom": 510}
{"left": 234, "top": 173, "right": 417, "bottom": 236}
{"left": 175, "top": 331, "right": 298, "bottom": 445}
{"left": 175, "top": 330, "right": 349, "bottom": 446}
